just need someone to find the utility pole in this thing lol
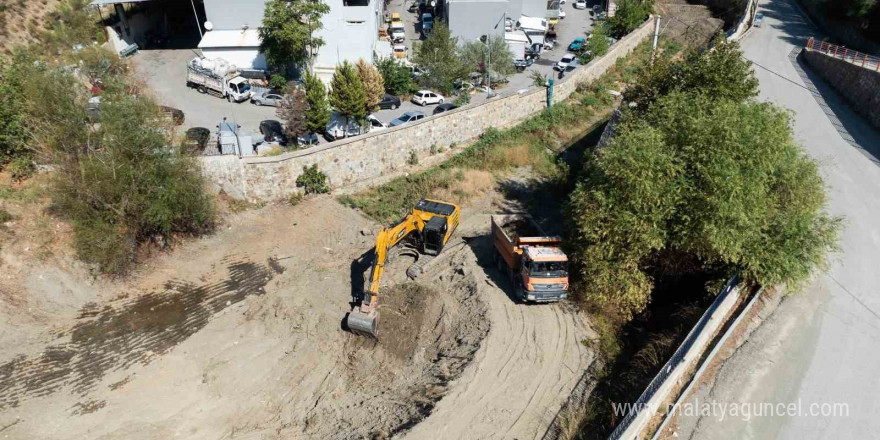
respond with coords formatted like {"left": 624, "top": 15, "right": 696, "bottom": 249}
{"left": 650, "top": 15, "right": 661, "bottom": 64}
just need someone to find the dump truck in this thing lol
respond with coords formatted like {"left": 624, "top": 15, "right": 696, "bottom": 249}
{"left": 492, "top": 214, "right": 569, "bottom": 302}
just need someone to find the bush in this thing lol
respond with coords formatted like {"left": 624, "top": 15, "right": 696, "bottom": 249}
{"left": 269, "top": 73, "right": 288, "bottom": 91}
{"left": 296, "top": 164, "right": 330, "bottom": 194}
{"left": 288, "top": 191, "right": 304, "bottom": 206}
{"left": 23, "top": 62, "right": 215, "bottom": 273}
{"left": 407, "top": 150, "right": 419, "bottom": 165}
{"left": 8, "top": 156, "right": 34, "bottom": 181}
{"left": 375, "top": 56, "right": 414, "bottom": 96}
{"left": 0, "top": 208, "right": 13, "bottom": 223}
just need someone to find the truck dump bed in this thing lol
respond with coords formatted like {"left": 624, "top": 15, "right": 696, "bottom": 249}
{"left": 491, "top": 214, "right": 562, "bottom": 248}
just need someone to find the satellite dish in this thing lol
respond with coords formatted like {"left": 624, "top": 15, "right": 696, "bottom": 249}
{"left": 204, "top": 21, "right": 214, "bottom": 31}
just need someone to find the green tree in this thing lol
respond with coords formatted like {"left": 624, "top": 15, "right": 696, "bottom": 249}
{"left": 279, "top": 86, "right": 308, "bottom": 139}
{"left": 568, "top": 92, "right": 840, "bottom": 318}
{"left": 23, "top": 59, "right": 214, "bottom": 274}
{"left": 355, "top": 59, "right": 385, "bottom": 111}
{"left": 413, "top": 22, "right": 466, "bottom": 94}
{"left": 607, "top": 0, "right": 653, "bottom": 37}
{"left": 587, "top": 23, "right": 610, "bottom": 58}
{"left": 304, "top": 72, "right": 331, "bottom": 133}
{"left": 459, "top": 34, "right": 515, "bottom": 80}
{"left": 624, "top": 36, "right": 758, "bottom": 112}
{"left": 259, "top": 0, "right": 331, "bottom": 69}
{"left": 329, "top": 61, "right": 368, "bottom": 129}
{"left": 0, "top": 52, "right": 30, "bottom": 168}
{"left": 375, "top": 56, "right": 414, "bottom": 96}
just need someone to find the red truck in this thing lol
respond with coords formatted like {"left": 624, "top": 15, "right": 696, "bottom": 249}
{"left": 491, "top": 214, "right": 569, "bottom": 302}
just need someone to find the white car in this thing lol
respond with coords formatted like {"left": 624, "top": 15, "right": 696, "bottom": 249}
{"left": 366, "top": 114, "right": 388, "bottom": 132}
{"left": 412, "top": 90, "right": 445, "bottom": 105}
{"left": 573, "top": 0, "right": 587, "bottom": 9}
{"left": 554, "top": 53, "right": 577, "bottom": 71}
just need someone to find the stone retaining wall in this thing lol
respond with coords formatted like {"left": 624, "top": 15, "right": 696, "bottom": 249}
{"left": 801, "top": 47, "right": 880, "bottom": 131}
{"left": 199, "top": 18, "right": 655, "bottom": 201}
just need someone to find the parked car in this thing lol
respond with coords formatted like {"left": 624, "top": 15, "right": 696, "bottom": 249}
{"left": 183, "top": 127, "right": 210, "bottom": 154}
{"left": 568, "top": 37, "right": 586, "bottom": 51}
{"left": 366, "top": 114, "right": 388, "bottom": 132}
{"left": 574, "top": 0, "right": 587, "bottom": 9}
{"left": 296, "top": 132, "right": 320, "bottom": 147}
{"left": 393, "top": 44, "right": 407, "bottom": 59}
{"left": 554, "top": 53, "right": 578, "bottom": 71}
{"left": 390, "top": 111, "right": 426, "bottom": 127}
{"left": 421, "top": 13, "right": 434, "bottom": 35}
{"left": 754, "top": 12, "right": 764, "bottom": 27}
{"left": 558, "top": 8, "right": 566, "bottom": 19}
{"left": 596, "top": 11, "right": 607, "bottom": 20}
{"left": 259, "top": 120, "right": 288, "bottom": 145}
{"left": 378, "top": 93, "right": 401, "bottom": 109}
{"left": 412, "top": 90, "right": 445, "bottom": 105}
{"left": 252, "top": 90, "right": 283, "bottom": 107}
{"left": 433, "top": 103, "right": 457, "bottom": 115}
{"left": 592, "top": 4, "right": 602, "bottom": 14}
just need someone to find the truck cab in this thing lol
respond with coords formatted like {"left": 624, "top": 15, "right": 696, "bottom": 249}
{"left": 226, "top": 77, "right": 253, "bottom": 102}
{"left": 518, "top": 246, "right": 569, "bottom": 302}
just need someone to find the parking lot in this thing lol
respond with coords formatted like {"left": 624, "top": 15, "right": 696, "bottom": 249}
{"left": 131, "top": 3, "right": 600, "bottom": 152}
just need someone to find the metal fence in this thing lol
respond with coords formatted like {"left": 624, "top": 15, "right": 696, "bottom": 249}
{"left": 806, "top": 37, "right": 880, "bottom": 71}
{"left": 605, "top": 275, "right": 741, "bottom": 440}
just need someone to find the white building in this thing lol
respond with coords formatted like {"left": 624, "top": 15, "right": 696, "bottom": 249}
{"left": 95, "top": 0, "right": 382, "bottom": 83}
{"left": 445, "top": 0, "right": 554, "bottom": 43}
{"left": 198, "top": 0, "right": 382, "bottom": 82}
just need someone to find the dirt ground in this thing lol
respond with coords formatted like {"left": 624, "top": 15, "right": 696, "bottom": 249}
{"left": 0, "top": 189, "right": 593, "bottom": 439}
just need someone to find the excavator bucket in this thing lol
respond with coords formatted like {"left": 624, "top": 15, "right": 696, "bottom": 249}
{"left": 346, "top": 310, "right": 379, "bottom": 338}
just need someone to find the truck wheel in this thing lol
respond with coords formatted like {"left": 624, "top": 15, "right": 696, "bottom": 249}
{"left": 198, "top": 86, "right": 207, "bottom": 94}
{"left": 227, "top": 95, "right": 232, "bottom": 103}
{"left": 515, "top": 281, "right": 526, "bottom": 303}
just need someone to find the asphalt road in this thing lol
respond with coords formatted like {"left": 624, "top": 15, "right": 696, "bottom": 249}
{"left": 675, "top": 0, "right": 880, "bottom": 439}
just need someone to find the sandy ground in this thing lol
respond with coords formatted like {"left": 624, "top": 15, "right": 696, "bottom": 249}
{"left": 0, "top": 191, "right": 593, "bottom": 439}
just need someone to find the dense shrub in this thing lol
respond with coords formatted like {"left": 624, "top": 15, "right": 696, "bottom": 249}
{"left": 296, "top": 164, "right": 330, "bottom": 194}
{"left": 20, "top": 54, "right": 214, "bottom": 273}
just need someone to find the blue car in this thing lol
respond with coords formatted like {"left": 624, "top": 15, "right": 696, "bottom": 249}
{"left": 568, "top": 37, "right": 586, "bottom": 51}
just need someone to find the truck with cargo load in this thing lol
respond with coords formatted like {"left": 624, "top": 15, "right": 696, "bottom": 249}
{"left": 186, "top": 57, "right": 253, "bottom": 103}
{"left": 491, "top": 214, "right": 569, "bottom": 302}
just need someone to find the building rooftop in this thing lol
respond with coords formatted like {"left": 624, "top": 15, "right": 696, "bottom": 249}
{"left": 198, "top": 29, "right": 262, "bottom": 49}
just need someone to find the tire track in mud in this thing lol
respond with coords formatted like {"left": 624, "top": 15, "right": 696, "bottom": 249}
{"left": 0, "top": 257, "right": 277, "bottom": 410}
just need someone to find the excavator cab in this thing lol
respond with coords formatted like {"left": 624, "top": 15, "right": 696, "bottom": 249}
{"left": 346, "top": 199, "right": 460, "bottom": 338}
{"left": 422, "top": 216, "right": 448, "bottom": 255}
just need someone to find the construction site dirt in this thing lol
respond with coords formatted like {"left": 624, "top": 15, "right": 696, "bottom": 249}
{"left": 0, "top": 192, "right": 595, "bottom": 439}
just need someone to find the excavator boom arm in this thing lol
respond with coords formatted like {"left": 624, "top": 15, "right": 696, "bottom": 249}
{"left": 362, "top": 214, "right": 424, "bottom": 311}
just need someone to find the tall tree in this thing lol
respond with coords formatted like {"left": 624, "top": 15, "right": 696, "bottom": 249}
{"left": 413, "top": 22, "right": 466, "bottom": 94}
{"left": 329, "top": 61, "right": 368, "bottom": 129}
{"left": 278, "top": 86, "right": 308, "bottom": 139}
{"left": 568, "top": 92, "right": 840, "bottom": 319}
{"left": 303, "top": 72, "right": 331, "bottom": 133}
{"left": 355, "top": 59, "right": 385, "bottom": 111}
{"left": 259, "top": 0, "right": 331, "bottom": 69}
{"left": 607, "top": 0, "right": 653, "bottom": 37}
{"left": 459, "top": 34, "right": 515, "bottom": 82}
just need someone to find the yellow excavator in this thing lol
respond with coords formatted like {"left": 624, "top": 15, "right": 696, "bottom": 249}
{"left": 346, "top": 199, "right": 461, "bottom": 338}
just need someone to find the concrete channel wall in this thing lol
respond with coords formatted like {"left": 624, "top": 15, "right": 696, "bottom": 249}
{"left": 199, "top": 18, "right": 655, "bottom": 201}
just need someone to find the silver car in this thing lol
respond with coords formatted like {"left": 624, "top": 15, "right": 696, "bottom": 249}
{"left": 252, "top": 91, "right": 283, "bottom": 107}
{"left": 390, "top": 111, "right": 426, "bottom": 127}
